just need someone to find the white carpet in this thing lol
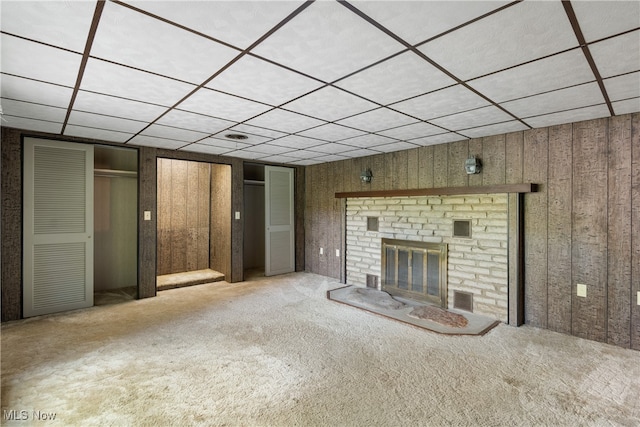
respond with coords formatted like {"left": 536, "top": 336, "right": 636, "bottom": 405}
{"left": 2, "top": 272, "right": 639, "bottom": 426}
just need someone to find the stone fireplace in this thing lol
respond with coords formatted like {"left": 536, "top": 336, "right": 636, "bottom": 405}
{"left": 346, "top": 194, "right": 509, "bottom": 322}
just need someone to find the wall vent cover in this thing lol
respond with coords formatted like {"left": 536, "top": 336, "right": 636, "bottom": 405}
{"left": 367, "top": 217, "right": 379, "bottom": 232}
{"left": 366, "top": 274, "right": 378, "bottom": 289}
{"left": 453, "top": 291, "right": 473, "bottom": 312}
{"left": 453, "top": 220, "right": 472, "bottom": 238}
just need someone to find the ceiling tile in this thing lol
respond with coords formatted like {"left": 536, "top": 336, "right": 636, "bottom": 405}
{"left": 74, "top": 91, "right": 167, "bottom": 122}
{"left": 228, "top": 124, "right": 288, "bottom": 139}
{"left": 1, "top": 74, "right": 73, "bottom": 108}
{"left": 126, "top": 1, "right": 304, "bottom": 49}
{"left": 128, "top": 134, "right": 186, "bottom": 149}
{"left": 604, "top": 72, "right": 640, "bottom": 102}
{"left": 409, "top": 133, "right": 464, "bottom": 146}
{"left": 279, "top": 150, "right": 324, "bottom": 160}
{"left": 501, "top": 83, "right": 604, "bottom": 118}
{"left": 467, "top": 50, "right": 594, "bottom": 103}
{"left": 613, "top": 98, "right": 640, "bottom": 116}
{"left": 353, "top": 1, "right": 510, "bottom": 45}
{"left": 80, "top": 58, "right": 196, "bottom": 106}
{"left": 198, "top": 137, "right": 250, "bottom": 151}
{"left": 312, "top": 154, "right": 350, "bottom": 163}
{"left": 177, "top": 88, "right": 272, "bottom": 122}
{"left": 290, "top": 159, "right": 322, "bottom": 166}
{"left": 0, "top": 99, "right": 67, "bottom": 123}
{"left": 339, "top": 148, "right": 381, "bottom": 158}
{"left": 64, "top": 125, "right": 133, "bottom": 143}
{"left": 242, "top": 144, "right": 294, "bottom": 156}
{"left": 259, "top": 155, "right": 301, "bottom": 164}
{"left": 207, "top": 55, "right": 323, "bottom": 106}
{"left": 1, "top": 34, "right": 82, "bottom": 87}
{"left": 180, "top": 143, "right": 231, "bottom": 156}
{"left": 244, "top": 109, "right": 325, "bottom": 134}
{"left": 391, "top": 85, "right": 489, "bottom": 121}
{"left": 271, "top": 135, "right": 324, "bottom": 150}
{"left": 339, "top": 134, "right": 397, "bottom": 149}
{"left": 310, "top": 143, "right": 356, "bottom": 154}
{"left": 251, "top": 1, "right": 405, "bottom": 82}
{"left": 336, "top": 107, "right": 417, "bottom": 132}
{"left": 431, "top": 106, "right": 514, "bottom": 131}
{"left": 223, "top": 150, "right": 267, "bottom": 160}
{"left": 0, "top": 1, "right": 96, "bottom": 52}
{"left": 378, "top": 122, "right": 445, "bottom": 140}
{"left": 208, "top": 132, "right": 271, "bottom": 146}
{"left": 0, "top": 115, "right": 62, "bottom": 134}
{"left": 589, "top": 31, "right": 640, "bottom": 79}
{"left": 572, "top": 1, "right": 640, "bottom": 42}
{"left": 67, "top": 110, "right": 148, "bottom": 134}
{"left": 92, "top": 2, "right": 238, "bottom": 84}
{"left": 141, "top": 124, "right": 209, "bottom": 143}
{"left": 298, "top": 123, "right": 365, "bottom": 141}
{"left": 156, "top": 110, "right": 235, "bottom": 135}
{"left": 334, "top": 52, "right": 456, "bottom": 105}
{"left": 372, "top": 141, "right": 420, "bottom": 153}
{"left": 525, "top": 104, "right": 610, "bottom": 129}
{"left": 419, "top": 1, "right": 577, "bottom": 80}
{"left": 461, "top": 121, "right": 529, "bottom": 139}
{"left": 283, "top": 86, "right": 377, "bottom": 122}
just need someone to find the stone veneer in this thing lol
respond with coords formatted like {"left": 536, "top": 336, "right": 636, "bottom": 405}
{"left": 346, "top": 194, "right": 509, "bottom": 322}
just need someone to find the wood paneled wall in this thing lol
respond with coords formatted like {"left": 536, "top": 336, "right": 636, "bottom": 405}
{"left": 305, "top": 113, "right": 640, "bottom": 350}
{"left": 210, "top": 163, "right": 232, "bottom": 279}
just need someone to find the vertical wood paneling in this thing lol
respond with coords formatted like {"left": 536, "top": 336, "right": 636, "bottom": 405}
{"left": 482, "top": 134, "right": 506, "bottom": 186}
{"left": 210, "top": 163, "right": 232, "bottom": 279}
{"left": 433, "top": 144, "right": 448, "bottom": 187}
{"left": 547, "top": 124, "right": 573, "bottom": 334}
{"left": 230, "top": 158, "right": 244, "bottom": 282}
{"left": 391, "top": 150, "right": 409, "bottom": 189}
{"left": 523, "top": 128, "right": 549, "bottom": 328}
{"left": 447, "top": 140, "right": 469, "bottom": 187}
{"left": 305, "top": 166, "right": 315, "bottom": 273}
{"left": 468, "top": 138, "right": 483, "bottom": 187}
{"left": 607, "top": 115, "right": 632, "bottom": 347}
{"left": 138, "top": 146, "right": 157, "bottom": 299}
{"left": 407, "top": 148, "right": 419, "bottom": 189}
{"left": 295, "top": 166, "right": 306, "bottom": 272}
{"left": 186, "top": 162, "right": 200, "bottom": 272}
{"left": 572, "top": 118, "right": 608, "bottom": 342}
{"left": 197, "top": 164, "right": 211, "bottom": 270}
{"left": 318, "top": 163, "right": 329, "bottom": 277}
{"left": 505, "top": 132, "right": 524, "bottom": 184}
{"left": 631, "top": 113, "right": 640, "bottom": 351}
{"left": 370, "top": 154, "right": 386, "bottom": 191}
{"left": 170, "top": 160, "right": 187, "bottom": 273}
{"left": 417, "top": 145, "right": 434, "bottom": 188}
{"left": 157, "top": 158, "right": 172, "bottom": 275}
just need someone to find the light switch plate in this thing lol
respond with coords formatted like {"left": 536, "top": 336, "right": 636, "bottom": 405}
{"left": 319, "top": 248, "right": 323, "bottom": 255}
{"left": 336, "top": 249, "right": 340, "bottom": 257}
{"left": 637, "top": 291, "right": 640, "bottom": 305}
{"left": 235, "top": 211, "right": 240, "bottom": 220}
{"left": 577, "top": 283, "right": 587, "bottom": 298}
{"left": 144, "top": 211, "right": 151, "bottom": 221}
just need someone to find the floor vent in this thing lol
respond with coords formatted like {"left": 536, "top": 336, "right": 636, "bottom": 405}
{"left": 453, "top": 291, "right": 473, "bottom": 312}
{"left": 366, "top": 274, "right": 378, "bottom": 289}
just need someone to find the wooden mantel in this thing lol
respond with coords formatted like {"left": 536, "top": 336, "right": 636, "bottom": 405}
{"left": 335, "top": 183, "right": 536, "bottom": 199}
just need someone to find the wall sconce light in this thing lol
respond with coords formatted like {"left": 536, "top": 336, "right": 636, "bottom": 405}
{"left": 465, "top": 156, "right": 482, "bottom": 175}
{"left": 360, "top": 169, "right": 373, "bottom": 183}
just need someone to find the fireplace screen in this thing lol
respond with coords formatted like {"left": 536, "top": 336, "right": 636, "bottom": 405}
{"left": 381, "top": 239, "right": 447, "bottom": 307}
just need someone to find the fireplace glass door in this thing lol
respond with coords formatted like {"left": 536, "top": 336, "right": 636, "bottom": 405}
{"left": 382, "top": 239, "right": 447, "bottom": 307}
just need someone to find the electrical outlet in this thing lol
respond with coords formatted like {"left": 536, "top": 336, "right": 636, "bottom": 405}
{"left": 577, "top": 283, "right": 587, "bottom": 298}
{"left": 319, "top": 248, "right": 323, "bottom": 255}
{"left": 335, "top": 249, "right": 340, "bottom": 257}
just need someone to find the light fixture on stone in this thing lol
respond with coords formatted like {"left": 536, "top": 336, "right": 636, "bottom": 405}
{"left": 465, "top": 156, "right": 482, "bottom": 175}
{"left": 360, "top": 168, "right": 373, "bottom": 183}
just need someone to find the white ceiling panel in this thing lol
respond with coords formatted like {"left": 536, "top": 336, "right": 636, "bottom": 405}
{"left": 180, "top": 144, "right": 231, "bottom": 156}
{"left": 127, "top": 134, "right": 186, "bottom": 149}
{"left": 340, "top": 134, "right": 397, "bottom": 149}
{"left": 156, "top": 110, "right": 235, "bottom": 135}
{"left": 127, "top": 1, "right": 305, "bottom": 50}
{"left": 290, "top": 159, "right": 322, "bottom": 166}
{"left": 63, "top": 125, "right": 133, "bottom": 144}
{"left": 461, "top": 121, "right": 529, "bottom": 139}
{"left": 604, "top": 72, "right": 640, "bottom": 102}
{"left": 0, "top": 1, "right": 97, "bottom": 52}
{"left": 313, "top": 154, "right": 350, "bottom": 163}
{"left": 572, "top": 1, "right": 640, "bottom": 43}
{"left": 67, "top": 110, "right": 148, "bottom": 134}
{"left": 391, "top": 85, "right": 489, "bottom": 121}
{"left": 409, "top": 133, "right": 464, "bottom": 146}
{"left": 501, "top": 83, "right": 604, "bottom": 119}
{"left": 525, "top": 104, "right": 610, "bottom": 129}
{"left": 208, "top": 132, "right": 271, "bottom": 146}
{"left": 419, "top": 1, "right": 577, "bottom": 80}
{"left": 177, "top": 88, "right": 271, "bottom": 122}
{"left": 271, "top": 135, "right": 324, "bottom": 150}
{"left": 74, "top": 91, "right": 167, "bottom": 122}
{"left": 251, "top": 1, "right": 405, "bottom": 82}
{"left": 431, "top": 106, "right": 514, "bottom": 131}
{"left": 283, "top": 86, "right": 377, "bottom": 122}
{"left": 280, "top": 150, "right": 324, "bottom": 160}
{"left": 613, "top": 98, "right": 640, "bottom": 115}
{"left": 223, "top": 150, "right": 267, "bottom": 160}
{"left": 1, "top": 75, "right": 73, "bottom": 108}
{"left": 92, "top": 2, "right": 238, "bottom": 84}
{"left": 207, "top": 55, "right": 323, "bottom": 106}
{"left": 0, "top": 99, "right": 66, "bottom": 123}
{"left": 468, "top": 50, "right": 594, "bottom": 103}
{"left": 141, "top": 124, "right": 209, "bottom": 143}
{"left": 259, "top": 155, "right": 302, "bottom": 164}
{"left": 227, "top": 124, "right": 288, "bottom": 139}
{"left": 0, "top": 115, "right": 62, "bottom": 134}
{"left": 310, "top": 143, "right": 356, "bottom": 154}
{"left": 245, "top": 109, "right": 325, "bottom": 134}
{"left": 1, "top": 35, "right": 82, "bottom": 87}
{"left": 352, "top": 1, "right": 510, "bottom": 45}
{"left": 589, "top": 31, "right": 640, "bottom": 79}
{"left": 334, "top": 52, "right": 456, "bottom": 106}
{"left": 372, "top": 141, "right": 419, "bottom": 153}
{"left": 198, "top": 138, "right": 250, "bottom": 151}
{"left": 340, "top": 148, "right": 380, "bottom": 158}
{"left": 298, "top": 123, "right": 366, "bottom": 141}
{"left": 378, "top": 122, "right": 447, "bottom": 141}
{"left": 242, "top": 144, "right": 294, "bottom": 156}
{"left": 80, "top": 59, "right": 196, "bottom": 106}
{"left": 336, "top": 107, "right": 417, "bottom": 132}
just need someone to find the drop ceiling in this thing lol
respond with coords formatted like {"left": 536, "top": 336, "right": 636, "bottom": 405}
{"left": 1, "top": 0, "right": 639, "bottom": 166}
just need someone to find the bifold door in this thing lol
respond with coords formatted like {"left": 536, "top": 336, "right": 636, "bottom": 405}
{"left": 23, "top": 138, "right": 94, "bottom": 317}
{"left": 265, "top": 166, "right": 294, "bottom": 276}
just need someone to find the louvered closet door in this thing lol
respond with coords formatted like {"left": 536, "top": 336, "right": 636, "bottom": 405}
{"left": 265, "top": 166, "right": 294, "bottom": 276}
{"left": 23, "top": 138, "right": 94, "bottom": 317}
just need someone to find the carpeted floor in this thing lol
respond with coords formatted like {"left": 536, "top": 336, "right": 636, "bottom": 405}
{"left": 2, "top": 272, "right": 639, "bottom": 426}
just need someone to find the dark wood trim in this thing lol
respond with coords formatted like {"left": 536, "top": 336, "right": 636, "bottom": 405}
{"left": 335, "top": 183, "right": 536, "bottom": 199}
{"left": 508, "top": 193, "right": 525, "bottom": 326}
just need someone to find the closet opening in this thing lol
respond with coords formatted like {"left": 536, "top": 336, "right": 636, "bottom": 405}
{"left": 243, "top": 163, "right": 265, "bottom": 279}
